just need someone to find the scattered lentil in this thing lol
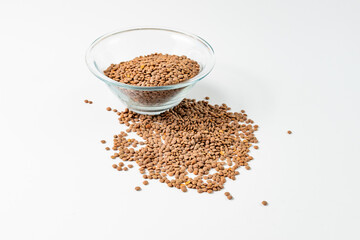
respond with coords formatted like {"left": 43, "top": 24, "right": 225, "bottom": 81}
{"left": 135, "top": 186, "right": 141, "bottom": 191}
{"left": 106, "top": 107, "right": 112, "bottom": 111}
{"left": 227, "top": 195, "right": 233, "bottom": 200}
{"left": 84, "top": 100, "right": 89, "bottom": 103}
{"left": 108, "top": 98, "right": 258, "bottom": 194}
{"left": 101, "top": 140, "right": 106, "bottom": 144}
{"left": 287, "top": 130, "right": 292, "bottom": 134}
{"left": 262, "top": 201, "right": 268, "bottom": 206}
{"left": 143, "top": 180, "right": 149, "bottom": 185}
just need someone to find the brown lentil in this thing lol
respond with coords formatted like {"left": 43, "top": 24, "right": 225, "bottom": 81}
{"left": 101, "top": 140, "right": 106, "bottom": 144}
{"left": 135, "top": 186, "right": 141, "bottom": 191}
{"left": 104, "top": 54, "right": 200, "bottom": 106}
{"left": 224, "top": 192, "right": 230, "bottom": 196}
{"left": 106, "top": 107, "right": 112, "bottom": 111}
{"left": 84, "top": 100, "right": 89, "bottom": 103}
{"left": 288, "top": 130, "right": 292, "bottom": 134}
{"left": 143, "top": 180, "right": 149, "bottom": 185}
{"left": 227, "top": 195, "right": 233, "bottom": 200}
{"left": 104, "top": 53, "right": 200, "bottom": 87}
{"left": 108, "top": 98, "right": 258, "bottom": 194}
{"left": 262, "top": 201, "right": 268, "bottom": 206}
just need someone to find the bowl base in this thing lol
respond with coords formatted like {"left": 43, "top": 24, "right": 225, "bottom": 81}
{"left": 126, "top": 99, "right": 183, "bottom": 115}
{"left": 130, "top": 109, "right": 167, "bottom": 115}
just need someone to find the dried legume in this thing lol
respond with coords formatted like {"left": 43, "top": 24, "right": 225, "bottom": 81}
{"left": 108, "top": 98, "right": 258, "bottom": 194}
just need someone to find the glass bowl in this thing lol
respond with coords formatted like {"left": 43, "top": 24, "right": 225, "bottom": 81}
{"left": 85, "top": 27, "right": 215, "bottom": 115}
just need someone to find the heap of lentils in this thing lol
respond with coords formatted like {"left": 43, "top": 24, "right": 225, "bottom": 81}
{"left": 107, "top": 98, "right": 259, "bottom": 194}
{"left": 104, "top": 53, "right": 200, "bottom": 86}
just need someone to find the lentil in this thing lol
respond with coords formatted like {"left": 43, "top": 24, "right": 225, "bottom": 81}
{"left": 104, "top": 53, "right": 200, "bottom": 87}
{"left": 262, "top": 201, "right": 268, "bottom": 206}
{"left": 104, "top": 54, "right": 200, "bottom": 106}
{"left": 107, "top": 98, "right": 258, "bottom": 194}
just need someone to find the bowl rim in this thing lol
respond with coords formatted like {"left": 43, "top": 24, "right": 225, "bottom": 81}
{"left": 85, "top": 27, "right": 215, "bottom": 91}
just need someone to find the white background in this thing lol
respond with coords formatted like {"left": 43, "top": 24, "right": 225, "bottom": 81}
{"left": 1, "top": 0, "right": 359, "bottom": 239}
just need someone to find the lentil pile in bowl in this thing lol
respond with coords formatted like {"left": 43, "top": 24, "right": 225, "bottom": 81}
{"left": 104, "top": 53, "right": 200, "bottom": 87}
{"left": 103, "top": 53, "right": 201, "bottom": 111}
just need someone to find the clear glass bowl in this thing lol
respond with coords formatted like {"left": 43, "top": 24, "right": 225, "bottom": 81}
{"left": 85, "top": 27, "right": 215, "bottom": 115}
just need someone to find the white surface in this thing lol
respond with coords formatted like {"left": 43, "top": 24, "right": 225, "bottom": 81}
{"left": 1, "top": 0, "right": 359, "bottom": 239}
